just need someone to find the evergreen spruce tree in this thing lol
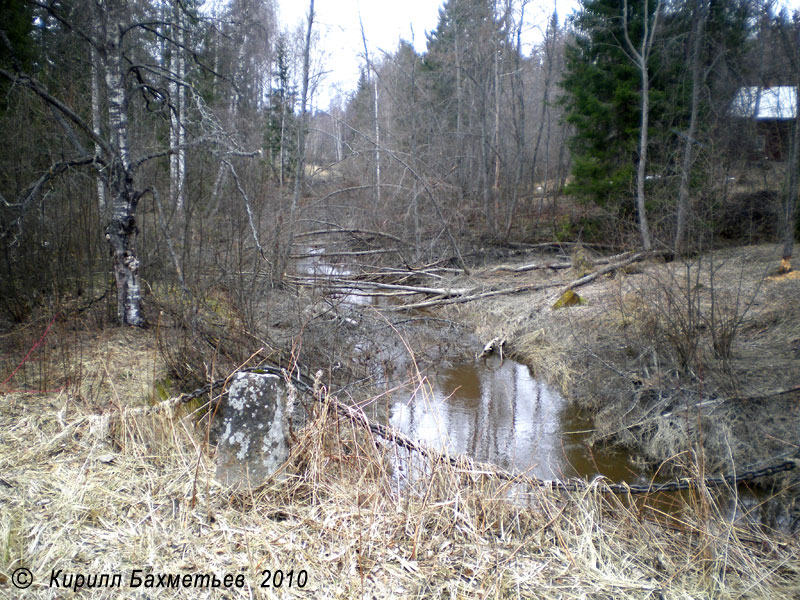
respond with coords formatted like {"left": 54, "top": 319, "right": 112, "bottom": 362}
{"left": 266, "top": 35, "right": 296, "bottom": 184}
{"left": 561, "top": 0, "right": 656, "bottom": 215}
{"left": 561, "top": 0, "right": 753, "bottom": 245}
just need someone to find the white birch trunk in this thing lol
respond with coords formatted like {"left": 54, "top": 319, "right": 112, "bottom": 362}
{"left": 359, "top": 16, "right": 381, "bottom": 207}
{"left": 782, "top": 96, "right": 800, "bottom": 271}
{"left": 492, "top": 32, "right": 503, "bottom": 237}
{"left": 169, "top": 3, "right": 186, "bottom": 215}
{"left": 373, "top": 72, "right": 381, "bottom": 208}
{"left": 90, "top": 46, "right": 106, "bottom": 214}
{"left": 675, "top": 0, "right": 706, "bottom": 256}
{"left": 279, "top": 0, "right": 314, "bottom": 282}
{"left": 622, "top": 0, "right": 661, "bottom": 252}
{"left": 636, "top": 67, "right": 653, "bottom": 251}
{"left": 102, "top": 1, "right": 145, "bottom": 326}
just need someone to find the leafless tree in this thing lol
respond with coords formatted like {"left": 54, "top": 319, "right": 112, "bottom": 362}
{"left": 0, "top": 0, "right": 263, "bottom": 325}
{"left": 779, "top": 13, "right": 800, "bottom": 272}
{"left": 278, "top": 0, "right": 314, "bottom": 282}
{"left": 622, "top": 0, "right": 662, "bottom": 251}
{"left": 674, "top": 0, "right": 708, "bottom": 256}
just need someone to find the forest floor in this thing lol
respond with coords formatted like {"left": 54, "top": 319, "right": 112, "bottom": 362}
{"left": 1, "top": 243, "right": 799, "bottom": 599}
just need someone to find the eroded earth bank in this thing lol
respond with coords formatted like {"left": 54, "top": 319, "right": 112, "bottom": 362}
{"left": 423, "top": 244, "right": 800, "bottom": 490}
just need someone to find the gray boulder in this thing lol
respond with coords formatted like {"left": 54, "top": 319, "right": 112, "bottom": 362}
{"left": 214, "top": 372, "right": 295, "bottom": 487}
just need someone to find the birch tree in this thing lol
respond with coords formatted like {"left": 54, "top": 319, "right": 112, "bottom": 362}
{"left": 168, "top": 0, "right": 186, "bottom": 216}
{"left": 778, "top": 11, "right": 800, "bottom": 273}
{"left": 98, "top": 0, "right": 148, "bottom": 325}
{"left": 674, "top": 0, "right": 708, "bottom": 256}
{"left": 0, "top": 0, "right": 226, "bottom": 325}
{"left": 359, "top": 14, "right": 381, "bottom": 210}
{"left": 277, "top": 0, "right": 314, "bottom": 282}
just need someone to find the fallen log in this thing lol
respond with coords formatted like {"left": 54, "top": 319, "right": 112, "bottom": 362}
{"left": 487, "top": 251, "right": 634, "bottom": 274}
{"left": 172, "top": 367, "right": 799, "bottom": 496}
{"left": 478, "top": 337, "right": 506, "bottom": 359}
{"left": 290, "top": 248, "right": 401, "bottom": 259}
{"left": 289, "top": 276, "right": 474, "bottom": 298}
{"left": 295, "top": 228, "right": 411, "bottom": 247}
{"left": 487, "top": 260, "right": 572, "bottom": 273}
{"left": 565, "top": 251, "right": 654, "bottom": 290}
{"left": 380, "top": 280, "right": 565, "bottom": 311}
{"left": 381, "top": 251, "right": 652, "bottom": 310}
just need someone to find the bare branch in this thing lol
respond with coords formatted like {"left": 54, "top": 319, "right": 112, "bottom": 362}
{"left": 0, "top": 156, "right": 95, "bottom": 240}
{"left": 0, "top": 67, "right": 113, "bottom": 156}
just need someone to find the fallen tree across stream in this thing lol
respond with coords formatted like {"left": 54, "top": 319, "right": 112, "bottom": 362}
{"left": 487, "top": 251, "right": 635, "bottom": 273}
{"left": 291, "top": 250, "right": 659, "bottom": 310}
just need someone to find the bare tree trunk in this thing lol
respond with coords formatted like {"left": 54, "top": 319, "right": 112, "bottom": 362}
{"left": 359, "top": 16, "right": 380, "bottom": 209}
{"left": 526, "top": 11, "right": 558, "bottom": 227}
{"left": 279, "top": 0, "right": 314, "bottom": 282}
{"left": 503, "top": 0, "right": 527, "bottom": 242}
{"left": 90, "top": 46, "right": 105, "bottom": 214}
{"left": 279, "top": 89, "right": 287, "bottom": 186}
{"left": 623, "top": 0, "right": 661, "bottom": 252}
{"left": 779, "top": 18, "right": 800, "bottom": 273}
{"left": 481, "top": 113, "right": 494, "bottom": 234}
{"left": 675, "top": 0, "right": 707, "bottom": 256}
{"left": 102, "top": 4, "right": 145, "bottom": 326}
{"left": 492, "top": 37, "right": 501, "bottom": 237}
{"left": 169, "top": 3, "right": 186, "bottom": 216}
{"left": 373, "top": 72, "right": 381, "bottom": 208}
{"left": 454, "top": 28, "right": 463, "bottom": 136}
{"left": 635, "top": 65, "right": 653, "bottom": 250}
{"left": 335, "top": 109, "right": 344, "bottom": 162}
{"left": 782, "top": 99, "right": 800, "bottom": 272}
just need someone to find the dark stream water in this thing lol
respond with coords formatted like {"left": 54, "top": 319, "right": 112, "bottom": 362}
{"left": 387, "top": 357, "right": 794, "bottom": 531}
{"left": 389, "top": 357, "right": 636, "bottom": 482}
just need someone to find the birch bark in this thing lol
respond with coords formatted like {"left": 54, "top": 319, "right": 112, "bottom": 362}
{"left": 622, "top": 0, "right": 662, "bottom": 252}
{"left": 101, "top": 0, "right": 145, "bottom": 326}
{"left": 278, "top": 0, "right": 314, "bottom": 282}
{"left": 675, "top": 0, "right": 707, "bottom": 256}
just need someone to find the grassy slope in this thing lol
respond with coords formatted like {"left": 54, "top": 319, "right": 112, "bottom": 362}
{"left": 1, "top": 245, "right": 800, "bottom": 599}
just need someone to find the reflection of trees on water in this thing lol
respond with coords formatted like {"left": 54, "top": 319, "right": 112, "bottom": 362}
{"left": 387, "top": 365, "right": 796, "bottom": 533}
{"left": 389, "top": 361, "right": 567, "bottom": 480}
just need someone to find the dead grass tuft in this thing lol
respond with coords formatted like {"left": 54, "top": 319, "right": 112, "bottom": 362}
{"left": 444, "top": 244, "right": 800, "bottom": 485}
{"left": 1, "top": 260, "right": 799, "bottom": 598}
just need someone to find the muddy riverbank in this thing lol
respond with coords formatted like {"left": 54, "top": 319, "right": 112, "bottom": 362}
{"left": 412, "top": 244, "right": 800, "bottom": 489}
{"left": 2, "top": 244, "right": 799, "bottom": 599}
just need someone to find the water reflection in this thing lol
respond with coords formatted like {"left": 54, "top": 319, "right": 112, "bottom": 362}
{"left": 390, "top": 359, "right": 637, "bottom": 481}
{"left": 387, "top": 358, "right": 796, "bottom": 532}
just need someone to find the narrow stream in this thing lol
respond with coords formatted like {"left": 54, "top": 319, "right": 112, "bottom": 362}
{"left": 297, "top": 249, "right": 795, "bottom": 531}
{"left": 299, "top": 248, "right": 654, "bottom": 483}
{"left": 389, "top": 357, "right": 638, "bottom": 482}
{"left": 388, "top": 357, "right": 794, "bottom": 531}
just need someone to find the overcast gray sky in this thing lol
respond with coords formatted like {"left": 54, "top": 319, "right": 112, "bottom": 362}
{"left": 277, "top": 0, "right": 800, "bottom": 108}
{"left": 277, "top": 0, "right": 578, "bottom": 105}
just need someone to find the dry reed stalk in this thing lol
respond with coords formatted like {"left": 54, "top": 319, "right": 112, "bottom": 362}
{"left": 1, "top": 318, "right": 799, "bottom": 599}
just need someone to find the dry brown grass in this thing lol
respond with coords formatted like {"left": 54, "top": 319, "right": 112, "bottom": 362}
{"left": 1, "top": 323, "right": 799, "bottom": 599}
